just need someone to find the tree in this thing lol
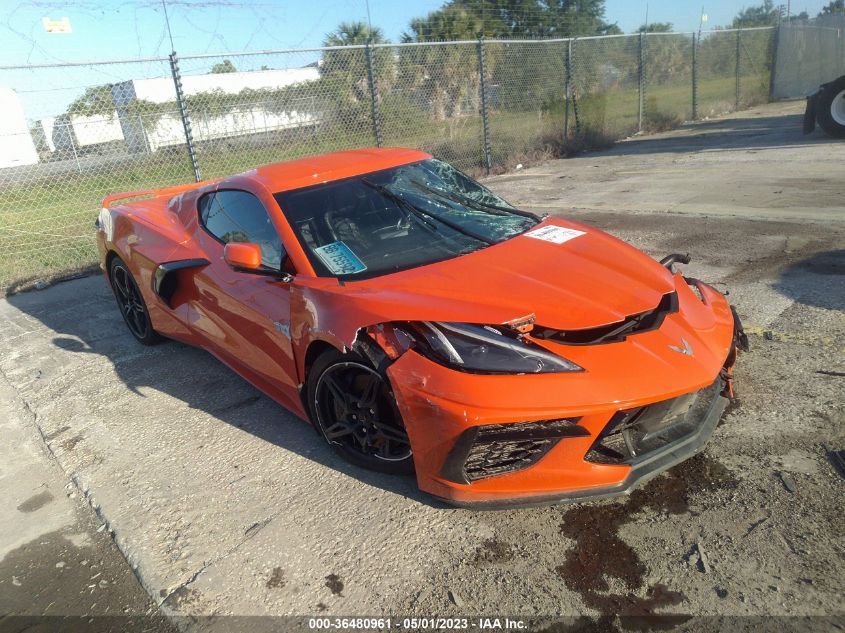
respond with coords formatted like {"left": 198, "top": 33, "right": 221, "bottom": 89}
{"left": 405, "top": 0, "right": 614, "bottom": 39}
{"left": 323, "top": 21, "right": 385, "bottom": 47}
{"left": 403, "top": 5, "right": 486, "bottom": 41}
{"left": 540, "top": 0, "right": 617, "bottom": 37}
{"left": 320, "top": 22, "right": 396, "bottom": 124}
{"left": 732, "top": 1, "right": 780, "bottom": 27}
{"left": 638, "top": 22, "right": 673, "bottom": 32}
{"left": 320, "top": 21, "right": 391, "bottom": 106}
{"left": 819, "top": 0, "right": 844, "bottom": 15}
{"left": 400, "top": 7, "right": 487, "bottom": 120}
{"left": 211, "top": 59, "right": 237, "bottom": 73}
{"left": 67, "top": 84, "right": 115, "bottom": 118}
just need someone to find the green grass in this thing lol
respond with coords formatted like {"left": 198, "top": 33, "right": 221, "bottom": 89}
{"left": 0, "top": 72, "right": 770, "bottom": 292}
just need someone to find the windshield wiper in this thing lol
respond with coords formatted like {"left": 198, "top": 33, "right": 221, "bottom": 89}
{"left": 361, "top": 178, "right": 495, "bottom": 246}
{"left": 409, "top": 179, "right": 542, "bottom": 222}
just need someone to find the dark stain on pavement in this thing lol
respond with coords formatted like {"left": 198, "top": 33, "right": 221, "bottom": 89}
{"left": 162, "top": 586, "right": 201, "bottom": 610}
{"left": 61, "top": 434, "right": 83, "bottom": 451}
{"left": 266, "top": 567, "right": 285, "bottom": 589}
{"left": 17, "top": 489, "right": 54, "bottom": 513}
{"left": 722, "top": 396, "right": 742, "bottom": 420}
{"left": 473, "top": 538, "right": 515, "bottom": 565}
{"left": 0, "top": 528, "right": 176, "bottom": 631}
{"left": 45, "top": 425, "right": 70, "bottom": 441}
{"left": 325, "top": 573, "right": 344, "bottom": 596}
{"left": 555, "top": 454, "right": 738, "bottom": 630}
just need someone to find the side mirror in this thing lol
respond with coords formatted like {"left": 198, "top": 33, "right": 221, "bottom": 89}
{"left": 223, "top": 242, "right": 262, "bottom": 272}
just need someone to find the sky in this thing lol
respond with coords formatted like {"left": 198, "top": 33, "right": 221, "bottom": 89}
{"left": 0, "top": 0, "right": 833, "bottom": 121}
{"left": 0, "top": 0, "right": 833, "bottom": 65}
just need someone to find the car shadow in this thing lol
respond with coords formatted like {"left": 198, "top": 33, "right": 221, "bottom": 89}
{"left": 6, "top": 276, "right": 446, "bottom": 509}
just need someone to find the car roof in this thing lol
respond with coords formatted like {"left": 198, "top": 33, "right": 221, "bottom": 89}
{"left": 243, "top": 147, "right": 432, "bottom": 194}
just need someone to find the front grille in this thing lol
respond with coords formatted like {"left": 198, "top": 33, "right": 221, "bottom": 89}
{"left": 441, "top": 418, "right": 588, "bottom": 484}
{"left": 586, "top": 380, "right": 719, "bottom": 465}
{"left": 532, "top": 291, "right": 678, "bottom": 345}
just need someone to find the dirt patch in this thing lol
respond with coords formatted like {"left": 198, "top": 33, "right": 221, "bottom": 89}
{"left": 555, "top": 455, "right": 738, "bottom": 629}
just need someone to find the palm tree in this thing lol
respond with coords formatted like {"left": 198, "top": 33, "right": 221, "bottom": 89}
{"left": 323, "top": 21, "right": 385, "bottom": 47}
{"left": 321, "top": 22, "right": 392, "bottom": 104}
{"left": 399, "top": 7, "right": 490, "bottom": 120}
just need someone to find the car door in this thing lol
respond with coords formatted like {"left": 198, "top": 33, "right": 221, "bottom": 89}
{"left": 187, "top": 188, "right": 300, "bottom": 411}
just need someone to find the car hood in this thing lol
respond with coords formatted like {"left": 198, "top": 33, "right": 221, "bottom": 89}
{"left": 295, "top": 219, "right": 676, "bottom": 336}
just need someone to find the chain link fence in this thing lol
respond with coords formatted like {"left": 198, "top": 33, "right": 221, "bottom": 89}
{"left": 772, "top": 14, "right": 845, "bottom": 99}
{"left": 0, "top": 28, "right": 775, "bottom": 293}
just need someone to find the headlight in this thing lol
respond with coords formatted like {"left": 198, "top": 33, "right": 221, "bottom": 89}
{"left": 369, "top": 321, "right": 583, "bottom": 374}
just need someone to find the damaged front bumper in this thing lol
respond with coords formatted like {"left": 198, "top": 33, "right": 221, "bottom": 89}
{"left": 445, "top": 377, "right": 728, "bottom": 509}
{"left": 385, "top": 281, "right": 740, "bottom": 508}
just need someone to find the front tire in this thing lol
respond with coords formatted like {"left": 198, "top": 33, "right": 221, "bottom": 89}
{"left": 307, "top": 349, "right": 413, "bottom": 475}
{"left": 817, "top": 76, "right": 845, "bottom": 139}
{"left": 109, "top": 256, "right": 161, "bottom": 345}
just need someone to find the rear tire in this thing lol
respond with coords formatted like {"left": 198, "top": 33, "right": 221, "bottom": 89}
{"left": 817, "top": 76, "right": 845, "bottom": 139}
{"left": 307, "top": 349, "right": 414, "bottom": 475}
{"left": 109, "top": 256, "right": 162, "bottom": 345}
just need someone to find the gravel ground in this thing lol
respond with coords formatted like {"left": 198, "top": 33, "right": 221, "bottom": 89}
{"left": 0, "top": 100, "right": 842, "bottom": 631}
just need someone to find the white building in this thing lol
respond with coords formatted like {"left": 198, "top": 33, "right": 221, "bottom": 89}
{"left": 0, "top": 87, "right": 39, "bottom": 168}
{"left": 110, "top": 66, "right": 321, "bottom": 153}
{"left": 33, "top": 113, "right": 125, "bottom": 153}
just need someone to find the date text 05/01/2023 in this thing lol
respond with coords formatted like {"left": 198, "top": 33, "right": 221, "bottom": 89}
{"left": 307, "top": 617, "right": 528, "bottom": 630}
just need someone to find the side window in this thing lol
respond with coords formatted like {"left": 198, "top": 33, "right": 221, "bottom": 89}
{"left": 199, "top": 190, "right": 285, "bottom": 270}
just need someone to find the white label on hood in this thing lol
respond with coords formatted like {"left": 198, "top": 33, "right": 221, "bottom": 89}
{"left": 524, "top": 225, "right": 586, "bottom": 244}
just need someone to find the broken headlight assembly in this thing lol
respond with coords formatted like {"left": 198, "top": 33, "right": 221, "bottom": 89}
{"left": 368, "top": 322, "right": 583, "bottom": 374}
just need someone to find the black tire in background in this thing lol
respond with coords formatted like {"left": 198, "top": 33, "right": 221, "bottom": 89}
{"left": 109, "top": 256, "right": 162, "bottom": 345}
{"left": 307, "top": 348, "right": 414, "bottom": 475}
{"left": 816, "top": 75, "right": 845, "bottom": 139}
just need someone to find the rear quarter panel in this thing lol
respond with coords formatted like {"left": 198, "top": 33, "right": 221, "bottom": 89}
{"left": 98, "top": 196, "right": 202, "bottom": 339}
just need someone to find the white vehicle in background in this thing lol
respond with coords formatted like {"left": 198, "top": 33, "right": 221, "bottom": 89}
{"left": 804, "top": 74, "right": 845, "bottom": 138}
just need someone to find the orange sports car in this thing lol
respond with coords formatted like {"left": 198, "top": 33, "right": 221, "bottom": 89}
{"left": 96, "top": 148, "right": 747, "bottom": 508}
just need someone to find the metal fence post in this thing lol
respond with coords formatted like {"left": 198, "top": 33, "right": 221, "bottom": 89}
{"left": 691, "top": 32, "right": 698, "bottom": 120}
{"left": 168, "top": 51, "right": 201, "bottom": 183}
{"left": 564, "top": 38, "right": 573, "bottom": 141}
{"left": 365, "top": 42, "right": 383, "bottom": 148}
{"left": 735, "top": 29, "right": 742, "bottom": 109}
{"left": 638, "top": 31, "right": 645, "bottom": 133}
{"left": 768, "top": 25, "right": 780, "bottom": 101}
{"left": 477, "top": 37, "right": 492, "bottom": 175}
{"left": 572, "top": 38, "right": 581, "bottom": 135}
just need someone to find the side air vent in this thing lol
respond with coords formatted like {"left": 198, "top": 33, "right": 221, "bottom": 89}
{"left": 441, "top": 418, "right": 589, "bottom": 484}
{"left": 532, "top": 291, "right": 678, "bottom": 346}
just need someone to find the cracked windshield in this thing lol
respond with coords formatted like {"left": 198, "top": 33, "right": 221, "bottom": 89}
{"left": 274, "top": 159, "right": 539, "bottom": 278}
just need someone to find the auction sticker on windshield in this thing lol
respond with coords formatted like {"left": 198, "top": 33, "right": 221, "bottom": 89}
{"left": 524, "top": 225, "right": 586, "bottom": 244}
{"left": 314, "top": 241, "right": 367, "bottom": 275}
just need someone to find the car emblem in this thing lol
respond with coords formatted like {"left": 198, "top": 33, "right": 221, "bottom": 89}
{"left": 669, "top": 338, "right": 694, "bottom": 356}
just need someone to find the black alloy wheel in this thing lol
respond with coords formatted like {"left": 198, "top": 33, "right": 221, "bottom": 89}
{"left": 309, "top": 353, "right": 413, "bottom": 474}
{"left": 109, "top": 256, "right": 160, "bottom": 345}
